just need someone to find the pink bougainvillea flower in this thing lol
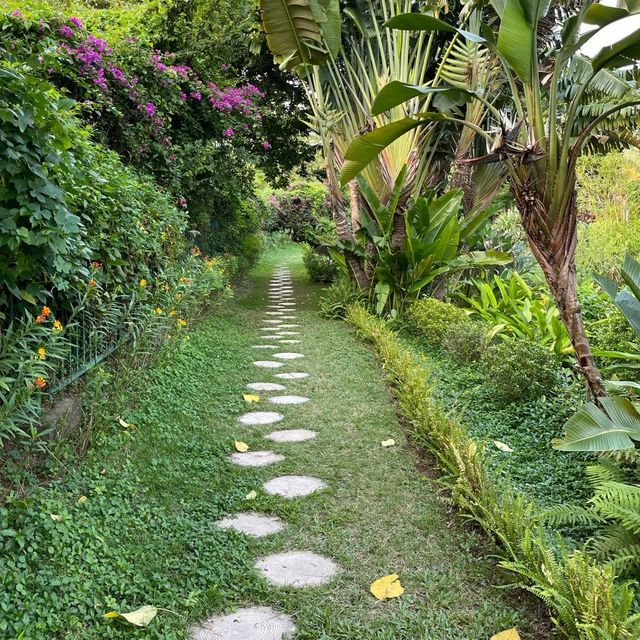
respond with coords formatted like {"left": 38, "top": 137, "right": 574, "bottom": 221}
{"left": 11, "top": 9, "right": 23, "bottom": 18}
{"left": 190, "top": 91, "right": 202, "bottom": 101}
{"left": 59, "top": 25, "right": 74, "bottom": 38}
{"left": 69, "top": 16, "right": 84, "bottom": 28}
{"left": 144, "top": 102, "right": 156, "bottom": 117}
{"left": 179, "top": 92, "right": 187, "bottom": 102}
{"left": 222, "top": 128, "right": 234, "bottom": 137}
{"left": 262, "top": 141, "right": 272, "bottom": 150}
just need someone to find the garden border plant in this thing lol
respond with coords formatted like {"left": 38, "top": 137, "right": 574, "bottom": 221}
{"left": 346, "top": 304, "right": 640, "bottom": 640}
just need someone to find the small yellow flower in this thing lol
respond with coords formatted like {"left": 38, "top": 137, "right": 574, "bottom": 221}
{"left": 177, "top": 318, "right": 187, "bottom": 327}
{"left": 37, "top": 347, "right": 46, "bottom": 360}
{"left": 154, "top": 307, "right": 163, "bottom": 314}
{"left": 53, "top": 320, "right": 63, "bottom": 331}
{"left": 139, "top": 278, "right": 148, "bottom": 287}
{"left": 168, "top": 310, "right": 177, "bottom": 317}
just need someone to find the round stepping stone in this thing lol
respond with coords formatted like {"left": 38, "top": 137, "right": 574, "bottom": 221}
{"left": 189, "top": 606, "right": 295, "bottom": 640}
{"left": 255, "top": 551, "right": 338, "bottom": 587}
{"left": 263, "top": 475, "right": 326, "bottom": 498}
{"left": 278, "top": 339, "right": 301, "bottom": 344}
{"left": 217, "top": 512, "right": 285, "bottom": 537}
{"left": 239, "top": 411, "right": 283, "bottom": 425}
{"left": 265, "top": 429, "right": 317, "bottom": 443}
{"left": 247, "top": 382, "right": 286, "bottom": 391}
{"left": 230, "top": 451, "right": 285, "bottom": 467}
{"left": 274, "top": 372, "right": 309, "bottom": 380}
{"left": 253, "top": 345, "right": 278, "bottom": 349}
{"left": 253, "top": 361, "right": 284, "bottom": 368}
{"left": 269, "top": 395, "right": 309, "bottom": 405}
{"left": 273, "top": 352, "right": 304, "bottom": 360}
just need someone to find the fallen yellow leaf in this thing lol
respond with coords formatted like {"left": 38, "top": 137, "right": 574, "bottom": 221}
{"left": 494, "top": 440, "right": 514, "bottom": 453}
{"left": 50, "top": 514, "right": 63, "bottom": 522}
{"left": 245, "top": 490, "right": 257, "bottom": 500}
{"left": 77, "top": 496, "right": 88, "bottom": 504}
{"left": 491, "top": 629, "right": 520, "bottom": 640}
{"left": 370, "top": 573, "right": 404, "bottom": 600}
{"left": 381, "top": 439, "right": 395, "bottom": 448}
{"left": 235, "top": 440, "right": 249, "bottom": 452}
{"left": 104, "top": 605, "right": 158, "bottom": 627}
{"left": 118, "top": 418, "right": 129, "bottom": 428}
{"left": 243, "top": 394, "right": 260, "bottom": 403}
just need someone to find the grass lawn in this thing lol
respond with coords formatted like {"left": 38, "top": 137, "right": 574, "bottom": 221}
{"left": 1, "top": 244, "right": 549, "bottom": 639}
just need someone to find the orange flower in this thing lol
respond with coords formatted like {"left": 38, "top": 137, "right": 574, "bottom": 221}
{"left": 41, "top": 306, "right": 51, "bottom": 317}
{"left": 35, "top": 314, "right": 46, "bottom": 324}
{"left": 191, "top": 247, "right": 202, "bottom": 256}
{"left": 34, "top": 377, "right": 47, "bottom": 389}
{"left": 91, "top": 261, "right": 102, "bottom": 269}
{"left": 88, "top": 278, "right": 97, "bottom": 287}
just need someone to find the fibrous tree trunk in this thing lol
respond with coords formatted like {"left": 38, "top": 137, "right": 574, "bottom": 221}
{"left": 324, "top": 158, "right": 370, "bottom": 289}
{"left": 514, "top": 185, "right": 606, "bottom": 399}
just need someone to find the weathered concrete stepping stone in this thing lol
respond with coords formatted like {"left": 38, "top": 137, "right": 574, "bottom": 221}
{"left": 265, "top": 429, "right": 317, "bottom": 443}
{"left": 274, "top": 372, "right": 309, "bottom": 380}
{"left": 259, "top": 327, "right": 278, "bottom": 331}
{"left": 253, "top": 361, "right": 284, "bottom": 368}
{"left": 262, "top": 335, "right": 282, "bottom": 339}
{"left": 247, "top": 382, "right": 286, "bottom": 391}
{"left": 217, "top": 512, "right": 285, "bottom": 537}
{"left": 276, "top": 332, "right": 300, "bottom": 336}
{"left": 253, "top": 345, "right": 278, "bottom": 349}
{"left": 265, "top": 311, "right": 286, "bottom": 315}
{"left": 268, "top": 395, "right": 309, "bottom": 405}
{"left": 255, "top": 551, "right": 338, "bottom": 587}
{"left": 230, "top": 451, "right": 285, "bottom": 467}
{"left": 189, "top": 606, "right": 295, "bottom": 640}
{"left": 239, "top": 411, "right": 284, "bottom": 425}
{"left": 279, "top": 316, "right": 297, "bottom": 320}
{"left": 278, "top": 339, "right": 301, "bottom": 344}
{"left": 276, "top": 324, "right": 301, "bottom": 328}
{"left": 273, "top": 352, "right": 305, "bottom": 360}
{"left": 263, "top": 319, "right": 283, "bottom": 324}
{"left": 263, "top": 475, "right": 326, "bottom": 498}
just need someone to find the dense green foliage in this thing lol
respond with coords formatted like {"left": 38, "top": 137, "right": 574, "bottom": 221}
{"left": 406, "top": 298, "right": 470, "bottom": 348}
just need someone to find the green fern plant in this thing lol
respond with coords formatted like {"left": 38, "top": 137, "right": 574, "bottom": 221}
{"left": 545, "top": 464, "right": 640, "bottom": 578}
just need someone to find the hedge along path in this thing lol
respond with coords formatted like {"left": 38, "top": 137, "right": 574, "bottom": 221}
{"left": 189, "top": 244, "right": 547, "bottom": 640}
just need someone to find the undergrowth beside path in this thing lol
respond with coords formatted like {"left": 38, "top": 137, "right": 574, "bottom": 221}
{"left": 1, "top": 245, "right": 546, "bottom": 639}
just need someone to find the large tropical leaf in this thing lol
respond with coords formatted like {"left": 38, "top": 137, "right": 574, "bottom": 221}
{"left": 384, "top": 13, "right": 485, "bottom": 43}
{"left": 259, "top": 0, "right": 340, "bottom": 69}
{"left": 553, "top": 397, "right": 640, "bottom": 452}
{"left": 371, "top": 82, "right": 470, "bottom": 117}
{"left": 595, "top": 253, "right": 640, "bottom": 337}
{"left": 591, "top": 27, "right": 640, "bottom": 72}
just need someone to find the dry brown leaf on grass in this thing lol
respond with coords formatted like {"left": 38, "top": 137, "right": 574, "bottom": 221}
{"left": 234, "top": 441, "right": 249, "bottom": 452}
{"left": 104, "top": 605, "right": 158, "bottom": 627}
{"left": 491, "top": 629, "right": 520, "bottom": 640}
{"left": 370, "top": 573, "right": 404, "bottom": 600}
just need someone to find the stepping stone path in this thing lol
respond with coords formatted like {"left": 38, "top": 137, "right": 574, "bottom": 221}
{"left": 247, "top": 382, "right": 286, "bottom": 391}
{"left": 253, "top": 360, "right": 284, "bottom": 368}
{"left": 193, "top": 266, "right": 337, "bottom": 640}
{"left": 263, "top": 475, "right": 327, "bottom": 498}
{"left": 239, "top": 411, "right": 283, "bottom": 425}
{"left": 268, "top": 395, "right": 310, "bottom": 405}
{"left": 273, "top": 352, "right": 304, "bottom": 360}
{"left": 274, "top": 372, "right": 309, "bottom": 380}
{"left": 265, "top": 429, "right": 317, "bottom": 443}
{"left": 190, "top": 607, "right": 295, "bottom": 640}
{"left": 217, "top": 512, "right": 285, "bottom": 537}
{"left": 255, "top": 551, "right": 338, "bottom": 587}
{"left": 229, "top": 451, "right": 285, "bottom": 467}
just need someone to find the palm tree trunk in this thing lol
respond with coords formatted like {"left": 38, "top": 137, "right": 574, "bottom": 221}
{"left": 324, "top": 159, "right": 370, "bottom": 289}
{"left": 514, "top": 187, "right": 606, "bottom": 399}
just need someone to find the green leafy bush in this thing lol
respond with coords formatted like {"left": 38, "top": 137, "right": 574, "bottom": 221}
{"left": 302, "top": 245, "right": 338, "bottom": 283}
{"left": 441, "top": 321, "right": 489, "bottom": 364}
{"left": 319, "top": 277, "right": 366, "bottom": 319}
{"left": 481, "top": 338, "right": 560, "bottom": 403}
{"left": 406, "top": 298, "right": 469, "bottom": 348}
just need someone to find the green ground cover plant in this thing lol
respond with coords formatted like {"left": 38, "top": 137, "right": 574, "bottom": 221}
{"left": 346, "top": 304, "right": 640, "bottom": 639}
{"left": 0, "top": 246, "right": 549, "bottom": 639}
